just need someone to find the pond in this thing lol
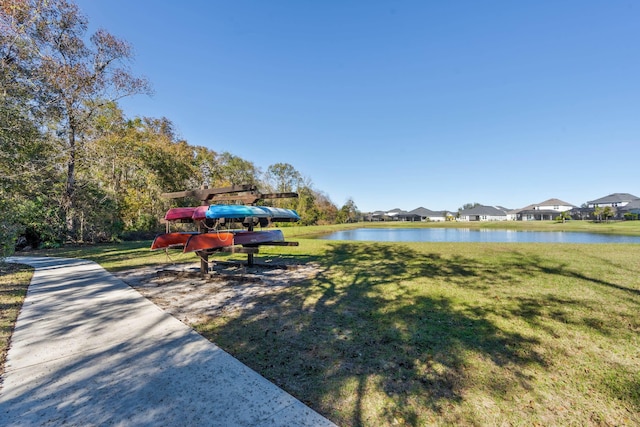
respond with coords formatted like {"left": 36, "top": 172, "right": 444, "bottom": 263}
{"left": 317, "top": 228, "right": 640, "bottom": 244}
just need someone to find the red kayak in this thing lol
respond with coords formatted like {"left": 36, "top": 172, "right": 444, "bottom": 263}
{"left": 165, "top": 207, "right": 197, "bottom": 221}
{"left": 165, "top": 206, "right": 209, "bottom": 221}
{"left": 183, "top": 232, "right": 235, "bottom": 253}
{"left": 233, "top": 230, "right": 284, "bottom": 245}
{"left": 151, "top": 232, "right": 199, "bottom": 250}
{"left": 192, "top": 205, "right": 208, "bottom": 221}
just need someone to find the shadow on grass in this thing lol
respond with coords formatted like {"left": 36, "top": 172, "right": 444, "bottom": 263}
{"left": 196, "top": 243, "right": 565, "bottom": 425}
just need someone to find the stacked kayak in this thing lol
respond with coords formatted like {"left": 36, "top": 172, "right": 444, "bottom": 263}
{"left": 233, "top": 229, "right": 284, "bottom": 245}
{"left": 205, "top": 205, "right": 300, "bottom": 222}
{"left": 151, "top": 229, "right": 285, "bottom": 252}
{"left": 152, "top": 203, "right": 295, "bottom": 253}
{"left": 150, "top": 232, "right": 199, "bottom": 250}
{"left": 183, "top": 231, "right": 235, "bottom": 253}
{"left": 163, "top": 205, "right": 300, "bottom": 223}
{"left": 164, "top": 206, "right": 208, "bottom": 221}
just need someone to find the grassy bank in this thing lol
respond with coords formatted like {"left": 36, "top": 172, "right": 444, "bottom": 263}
{"left": 5, "top": 223, "right": 640, "bottom": 425}
{"left": 194, "top": 240, "right": 640, "bottom": 426}
{"left": 0, "top": 263, "right": 33, "bottom": 378}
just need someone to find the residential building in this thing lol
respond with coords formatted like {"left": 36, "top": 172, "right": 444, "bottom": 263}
{"left": 515, "top": 198, "right": 576, "bottom": 221}
{"left": 408, "top": 207, "right": 453, "bottom": 222}
{"left": 458, "top": 205, "right": 510, "bottom": 221}
{"left": 587, "top": 193, "right": 640, "bottom": 208}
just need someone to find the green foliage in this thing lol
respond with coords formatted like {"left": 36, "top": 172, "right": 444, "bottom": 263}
{"left": 0, "top": 0, "right": 343, "bottom": 251}
{"left": 0, "top": 206, "right": 20, "bottom": 259}
{"left": 265, "top": 162, "right": 303, "bottom": 193}
{"left": 336, "top": 198, "right": 359, "bottom": 223}
{"left": 555, "top": 210, "right": 571, "bottom": 223}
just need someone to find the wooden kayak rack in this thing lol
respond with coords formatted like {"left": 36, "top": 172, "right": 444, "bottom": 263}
{"left": 161, "top": 184, "right": 299, "bottom": 271}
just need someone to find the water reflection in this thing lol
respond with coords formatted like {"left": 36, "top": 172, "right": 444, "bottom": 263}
{"left": 317, "top": 228, "right": 640, "bottom": 244}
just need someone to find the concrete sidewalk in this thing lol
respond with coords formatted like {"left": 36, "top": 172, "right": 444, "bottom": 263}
{"left": 1, "top": 256, "right": 335, "bottom": 426}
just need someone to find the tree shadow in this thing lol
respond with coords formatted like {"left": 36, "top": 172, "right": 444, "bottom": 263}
{"left": 196, "top": 243, "right": 564, "bottom": 425}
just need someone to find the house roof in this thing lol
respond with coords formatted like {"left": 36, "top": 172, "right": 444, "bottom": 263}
{"left": 386, "top": 208, "right": 403, "bottom": 215}
{"left": 409, "top": 207, "right": 437, "bottom": 216}
{"left": 536, "top": 198, "right": 576, "bottom": 207}
{"left": 459, "top": 205, "right": 508, "bottom": 216}
{"left": 587, "top": 193, "right": 640, "bottom": 204}
{"left": 620, "top": 199, "right": 640, "bottom": 210}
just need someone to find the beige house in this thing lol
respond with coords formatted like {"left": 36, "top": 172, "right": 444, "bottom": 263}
{"left": 515, "top": 198, "right": 576, "bottom": 221}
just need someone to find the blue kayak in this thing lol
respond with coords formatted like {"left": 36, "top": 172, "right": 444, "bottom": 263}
{"left": 205, "top": 205, "right": 300, "bottom": 222}
{"left": 258, "top": 206, "right": 301, "bottom": 221}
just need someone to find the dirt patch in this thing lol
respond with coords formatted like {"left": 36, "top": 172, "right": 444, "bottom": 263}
{"left": 115, "top": 261, "right": 321, "bottom": 325}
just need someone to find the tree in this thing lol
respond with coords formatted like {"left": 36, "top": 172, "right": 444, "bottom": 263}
{"left": 459, "top": 202, "right": 481, "bottom": 212}
{"left": 556, "top": 210, "right": 571, "bottom": 223}
{"left": 593, "top": 206, "right": 603, "bottom": 223}
{"left": 602, "top": 206, "right": 616, "bottom": 223}
{"left": 265, "top": 163, "right": 303, "bottom": 193}
{"left": 3, "top": 0, "right": 151, "bottom": 241}
{"left": 336, "top": 198, "right": 359, "bottom": 223}
{"left": 217, "top": 152, "right": 260, "bottom": 187}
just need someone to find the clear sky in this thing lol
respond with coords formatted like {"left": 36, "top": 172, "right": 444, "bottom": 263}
{"left": 75, "top": 0, "right": 640, "bottom": 213}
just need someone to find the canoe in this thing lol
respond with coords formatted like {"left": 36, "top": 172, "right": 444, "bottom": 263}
{"left": 233, "top": 230, "right": 285, "bottom": 245}
{"left": 205, "top": 205, "right": 272, "bottom": 219}
{"left": 192, "top": 205, "right": 209, "bottom": 221}
{"left": 151, "top": 232, "right": 198, "bottom": 250}
{"left": 205, "top": 205, "right": 300, "bottom": 222}
{"left": 257, "top": 207, "right": 300, "bottom": 222}
{"left": 164, "top": 206, "right": 209, "bottom": 221}
{"left": 183, "top": 232, "right": 235, "bottom": 253}
{"left": 165, "top": 207, "right": 197, "bottom": 221}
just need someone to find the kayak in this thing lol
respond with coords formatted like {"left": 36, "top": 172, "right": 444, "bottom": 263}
{"left": 165, "top": 206, "right": 209, "bottom": 221}
{"left": 183, "top": 232, "right": 235, "bottom": 253}
{"left": 205, "top": 205, "right": 271, "bottom": 219}
{"left": 205, "top": 205, "right": 300, "bottom": 222}
{"left": 151, "top": 232, "right": 199, "bottom": 250}
{"left": 233, "top": 230, "right": 285, "bottom": 245}
{"left": 192, "top": 205, "right": 208, "bottom": 221}
{"left": 257, "top": 206, "right": 300, "bottom": 222}
{"left": 164, "top": 207, "right": 197, "bottom": 221}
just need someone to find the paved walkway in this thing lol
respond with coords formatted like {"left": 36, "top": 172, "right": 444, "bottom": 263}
{"left": 1, "top": 257, "right": 335, "bottom": 426}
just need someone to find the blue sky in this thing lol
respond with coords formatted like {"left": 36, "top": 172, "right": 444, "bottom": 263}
{"left": 76, "top": 1, "right": 640, "bottom": 213}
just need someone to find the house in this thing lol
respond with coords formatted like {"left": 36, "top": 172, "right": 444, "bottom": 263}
{"left": 458, "top": 205, "right": 510, "bottom": 221}
{"left": 587, "top": 193, "right": 640, "bottom": 208}
{"left": 515, "top": 198, "right": 576, "bottom": 221}
{"left": 406, "top": 207, "right": 455, "bottom": 222}
{"left": 364, "top": 211, "right": 386, "bottom": 221}
{"left": 620, "top": 199, "right": 640, "bottom": 218}
{"left": 385, "top": 208, "right": 415, "bottom": 221}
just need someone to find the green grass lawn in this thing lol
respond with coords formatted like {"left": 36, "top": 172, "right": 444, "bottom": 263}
{"left": 3, "top": 222, "right": 640, "bottom": 425}
{"left": 0, "top": 263, "right": 33, "bottom": 378}
{"left": 194, "top": 240, "right": 640, "bottom": 426}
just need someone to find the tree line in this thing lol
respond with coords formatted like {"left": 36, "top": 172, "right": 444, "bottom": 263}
{"left": 1, "top": 0, "right": 358, "bottom": 256}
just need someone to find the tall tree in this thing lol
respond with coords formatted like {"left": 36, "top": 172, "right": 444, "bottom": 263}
{"left": 3, "top": 0, "right": 151, "bottom": 240}
{"left": 217, "top": 152, "right": 260, "bottom": 187}
{"left": 336, "top": 198, "right": 359, "bottom": 223}
{"left": 265, "top": 162, "right": 303, "bottom": 193}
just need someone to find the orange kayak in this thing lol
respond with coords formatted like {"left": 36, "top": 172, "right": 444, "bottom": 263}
{"left": 151, "top": 232, "right": 199, "bottom": 250}
{"left": 183, "top": 232, "right": 234, "bottom": 253}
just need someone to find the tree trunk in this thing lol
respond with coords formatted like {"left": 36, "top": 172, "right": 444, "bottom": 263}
{"left": 64, "top": 125, "right": 77, "bottom": 241}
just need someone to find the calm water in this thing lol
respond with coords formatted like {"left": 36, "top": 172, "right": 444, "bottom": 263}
{"left": 318, "top": 228, "right": 640, "bottom": 244}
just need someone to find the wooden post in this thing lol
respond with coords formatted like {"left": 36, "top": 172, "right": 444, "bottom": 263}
{"left": 247, "top": 222, "right": 254, "bottom": 267}
{"left": 199, "top": 185, "right": 208, "bottom": 274}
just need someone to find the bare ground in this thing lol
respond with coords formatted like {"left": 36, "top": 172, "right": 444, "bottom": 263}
{"left": 115, "top": 261, "right": 321, "bottom": 325}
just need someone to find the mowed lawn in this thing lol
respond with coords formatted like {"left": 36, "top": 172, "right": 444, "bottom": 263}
{"left": 197, "top": 240, "right": 640, "bottom": 426}
{"left": 2, "top": 229, "right": 639, "bottom": 426}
